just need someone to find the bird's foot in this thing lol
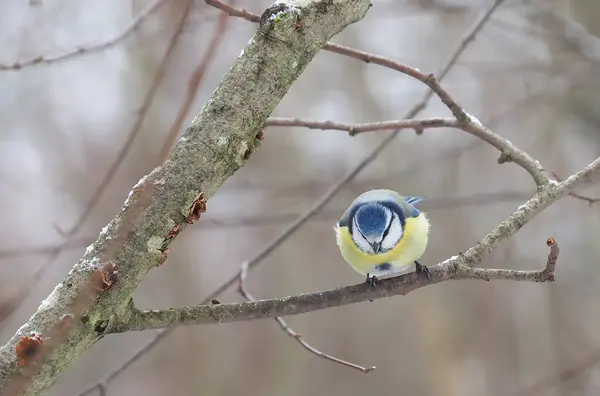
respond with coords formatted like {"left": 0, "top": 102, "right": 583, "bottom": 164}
{"left": 415, "top": 261, "right": 431, "bottom": 281}
{"left": 365, "top": 273, "right": 378, "bottom": 302}
{"left": 365, "top": 273, "right": 379, "bottom": 288}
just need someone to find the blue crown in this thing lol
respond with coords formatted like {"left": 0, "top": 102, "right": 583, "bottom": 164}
{"left": 354, "top": 203, "right": 389, "bottom": 237}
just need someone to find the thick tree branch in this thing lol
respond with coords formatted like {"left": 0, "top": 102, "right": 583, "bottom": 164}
{"left": 0, "top": 1, "right": 371, "bottom": 394}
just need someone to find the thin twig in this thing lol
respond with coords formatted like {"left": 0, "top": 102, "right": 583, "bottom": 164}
{"left": 237, "top": 261, "right": 376, "bottom": 373}
{"left": 84, "top": 2, "right": 508, "bottom": 388}
{"left": 202, "top": 0, "right": 493, "bottom": 121}
{"left": 265, "top": 117, "right": 459, "bottom": 134}
{"left": 0, "top": 0, "right": 169, "bottom": 71}
{"left": 324, "top": 42, "right": 470, "bottom": 121}
{"left": 515, "top": 349, "right": 600, "bottom": 396}
{"left": 266, "top": 116, "right": 548, "bottom": 186}
{"left": 205, "top": 0, "right": 259, "bottom": 23}
{"left": 157, "top": 5, "right": 232, "bottom": 162}
{"left": 319, "top": 45, "right": 548, "bottom": 186}
{"left": 0, "top": 0, "right": 194, "bottom": 335}
{"left": 552, "top": 172, "right": 600, "bottom": 205}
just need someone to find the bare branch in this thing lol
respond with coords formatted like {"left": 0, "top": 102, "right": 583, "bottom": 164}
{"left": 552, "top": 171, "right": 600, "bottom": 205}
{"left": 206, "top": 0, "right": 259, "bottom": 23}
{"left": 516, "top": 349, "right": 600, "bottom": 396}
{"left": 324, "top": 43, "right": 470, "bottom": 121}
{"left": 265, "top": 116, "right": 549, "bottom": 186}
{"left": 0, "top": 0, "right": 168, "bottom": 71}
{"left": 265, "top": 117, "right": 459, "bottom": 134}
{"left": 0, "top": 1, "right": 372, "bottom": 393}
{"left": 237, "top": 261, "right": 376, "bottom": 373}
{"left": 109, "top": 235, "right": 562, "bottom": 333}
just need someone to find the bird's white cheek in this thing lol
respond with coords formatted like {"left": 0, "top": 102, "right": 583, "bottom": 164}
{"left": 352, "top": 233, "right": 374, "bottom": 254}
{"left": 381, "top": 221, "right": 403, "bottom": 251}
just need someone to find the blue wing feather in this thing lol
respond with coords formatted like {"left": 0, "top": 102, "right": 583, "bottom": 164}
{"left": 403, "top": 196, "right": 426, "bottom": 217}
{"left": 404, "top": 196, "right": 425, "bottom": 206}
{"left": 337, "top": 207, "right": 351, "bottom": 228}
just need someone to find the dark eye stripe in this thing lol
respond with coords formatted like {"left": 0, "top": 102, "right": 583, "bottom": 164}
{"left": 356, "top": 224, "right": 369, "bottom": 242}
{"left": 381, "top": 215, "right": 394, "bottom": 240}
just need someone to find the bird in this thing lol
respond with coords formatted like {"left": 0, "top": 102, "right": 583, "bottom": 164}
{"left": 334, "top": 189, "right": 431, "bottom": 287}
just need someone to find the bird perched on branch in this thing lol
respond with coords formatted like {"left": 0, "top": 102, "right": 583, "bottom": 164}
{"left": 334, "top": 189, "right": 431, "bottom": 287}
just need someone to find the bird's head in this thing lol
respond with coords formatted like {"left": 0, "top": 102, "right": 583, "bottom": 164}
{"left": 350, "top": 202, "right": 404, "bottom": 254}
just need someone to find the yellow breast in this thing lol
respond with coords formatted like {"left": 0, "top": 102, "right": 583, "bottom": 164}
{"left": 335, "top": 213, "right": 430, "bottom": 276}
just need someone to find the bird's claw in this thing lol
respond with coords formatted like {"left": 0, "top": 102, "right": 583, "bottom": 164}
{"left": 365, "top": 273, "right": 379, "bottom": 288}
{"left": 415, "top": 261, "right": 431, "bottom": 281}
{"left": 365, "top": 273, "right": 378, "bottom": 302}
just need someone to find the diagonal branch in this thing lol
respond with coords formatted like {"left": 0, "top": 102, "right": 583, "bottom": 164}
{"left": 0, "top": 1, "right": 372, "bottom": 394}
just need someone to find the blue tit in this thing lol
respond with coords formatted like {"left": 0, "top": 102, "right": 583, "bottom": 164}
{"left": 334, "top": 189, "right": 431, "bottom": 286}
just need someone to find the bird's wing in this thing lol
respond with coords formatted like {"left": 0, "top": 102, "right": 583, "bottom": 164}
{"left": 404, "top": 196, "right": 425, "bottom": 206}
{"left": 337, "top": 206, "right": 352, "bottom": 228}
{"left": 402, "top": 196, "right": 426, "bottom": 218}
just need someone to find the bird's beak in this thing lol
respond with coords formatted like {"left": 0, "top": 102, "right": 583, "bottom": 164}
{"left": 372, "top": 242, "right": 381, "bottom": 254}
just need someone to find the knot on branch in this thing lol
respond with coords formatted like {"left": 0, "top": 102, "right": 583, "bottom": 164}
{"left": 15, "top": 333, "right": 44, "bottom": 368}
{"left": 257, "top": 0, "right": 371, "bottom": 49}
{"left": 91, "top": 261, "right": 119, "bottom": 292}
{"left": 185, "top": 192, "right": 207, "bottom": 224}
{"left": 498, "top": 152, "right": 511, "bottom": 164}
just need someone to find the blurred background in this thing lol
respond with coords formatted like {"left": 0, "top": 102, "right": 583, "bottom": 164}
{"left": 2, "top": 0, "right": 600, "bottom": 395}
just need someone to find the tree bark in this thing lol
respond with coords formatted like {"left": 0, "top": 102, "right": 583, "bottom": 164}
{"left": 0, "top": 1, "right": 371, "bottom": 394}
